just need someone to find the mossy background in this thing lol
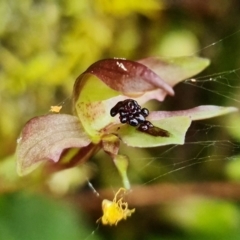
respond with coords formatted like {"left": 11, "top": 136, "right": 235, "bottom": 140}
{"left": 1, "top": 0, "right": 240, "bottom": 239}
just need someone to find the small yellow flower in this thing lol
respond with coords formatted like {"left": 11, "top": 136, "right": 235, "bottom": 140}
{"left": 97, "top": 188, "right": 135, "bottom": 226}
{"left": 49, "top": 105, "right": 62, "bottom": 113}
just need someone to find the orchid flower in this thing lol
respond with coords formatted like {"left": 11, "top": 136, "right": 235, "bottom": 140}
{"left": 16, "top": 56, "right": 238, "bottom": 189}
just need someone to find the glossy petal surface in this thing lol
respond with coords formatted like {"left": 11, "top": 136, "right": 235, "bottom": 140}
{"left": 76, "top": 58, "right": 174, "bottom": 95}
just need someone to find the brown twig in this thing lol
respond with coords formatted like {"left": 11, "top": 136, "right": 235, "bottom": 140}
{"left": 74, "top": 182, "right": 240, "bottom": 213}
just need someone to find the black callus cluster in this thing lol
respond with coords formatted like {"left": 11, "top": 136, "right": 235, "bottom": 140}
{"left": 110, "top": 99, "right": 152, "bottom": 129}
{"left": 110, "top": 99, "right": 170, "bottom": 137}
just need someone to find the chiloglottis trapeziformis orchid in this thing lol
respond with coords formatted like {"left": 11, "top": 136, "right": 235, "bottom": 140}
{"left": 16, "top": 56, "right": 238, "bottom": 189}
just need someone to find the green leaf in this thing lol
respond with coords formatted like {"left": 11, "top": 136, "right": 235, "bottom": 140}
{"left": 225, "top": 156, "right": 240, "bottom": 181}
{"left": 165, "top": 197, "right": 240, "bottom": 237}
{"left": 117, "top": 116, "right": 191, "bottom": 147}
{"left": 0, "top": 192, "right": 100, "bottom": 240}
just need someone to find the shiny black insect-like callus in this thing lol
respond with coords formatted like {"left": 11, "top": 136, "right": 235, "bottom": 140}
{"left": 148, "top": 127, "right": 170, "bottom": 137}
{"left": 119, "top": 110, "right": 129, "bottom": 117}
{"left": 137, "top": 121, "right": 170, "bottom": 137}
{"left": 120, "top": 116, "right": 128, "bottom": 123}
{"left": 138, "top": 120, "right": 153, "bottom": 131}
{"left": 134, "top": 112, "right": 145, "bottom": 124}
{"left": 110, "top": 101, "right": 123, "bottom": 117}
{"left": 128, "top": 118, "right": 139, "bottom": 126}
{"left": 141, "top": 108, "right": 149, "bottom": 117}
{"left": 110, "top": 99, "right": 144, "bottom": 123}
{"left": 110, "top": 99, "right": 170, "bottom": 137}
{"left": 126, "top": 100, "right": 135, "bottom": 110}
{"left": 111, "top": 99, "right": 150, "bottom": 127}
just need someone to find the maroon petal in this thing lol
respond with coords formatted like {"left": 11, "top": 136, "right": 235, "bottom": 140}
{"left": 75, "top": 58, "right": 174, "bottom": 96}
{"left": 16, "top": 114, "right": 91, "bottom": 176}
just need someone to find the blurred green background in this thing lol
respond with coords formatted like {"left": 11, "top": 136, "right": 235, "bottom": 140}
{"left": 1, "top": 0, "right": 240, "bottom": 239}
